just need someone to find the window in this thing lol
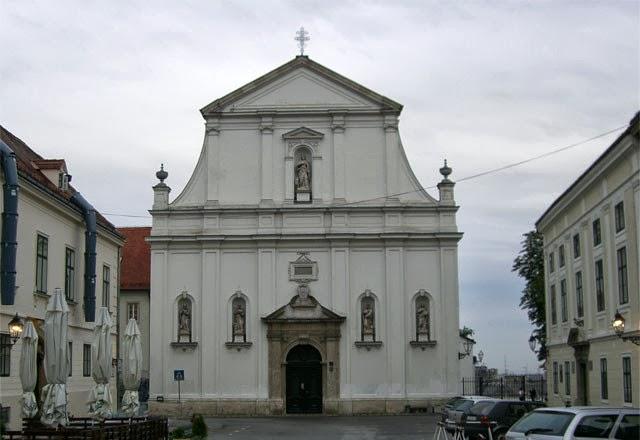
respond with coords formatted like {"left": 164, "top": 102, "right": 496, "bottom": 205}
{"left": 127, "top": 302, "right": 140, "bottom": 321}
{"left": 600, "top": 358, "right": 608, "bottom": 400}
{"left": 593, "top": 219, "right": 602, "bottom": 246}
{"left": 573, "top": 234, "right": 581, "bottom": 258}
{"left": 575, "top": 271, "right": 584, "bottom": 318}
{"left": 35, "top": 234, "right": 48, "bottom": 293}
{"left": 102, "top": 265, "right": 110, "bottom": 308}
{"left": 0, "top": 334, "right": 11, "bottom": 376}
{"left": 560, "top": 279, "right": 568, "bottom": 323}
{"left": 564, "top": 361, "right": 571, "bottom": 395}
{"left": 553, "top": 362, "right": 559, "bottom": 394}
{"left": 614, "top": 202, "right": 625, "bottom": 233}
{"left": 595, "top": 260, "right": 605, "bottom": 312}
{"left": 617, "top": 247, "right": 628, "bottom": 305}
{"left": 68, "top": 341, "right": 73, "bottom": 377}
{"left": 64, "top": 248, "right": 75, "bottom": 301}
{"left": 548, "top": 252, "right": 555, "bottom": 273}
{"left": 559, "top": 245, "right": 565, "bottom": 268}
{"left": 550, "top": 285, "right": 557, "bottom": 325}
{"left": 559, "top": 363, "right": 563, "bottom": 383}
{"left": 615, "top": 414, "right": 640, "bottom": 440}
{"left": 574, "top": 415, "right": 618, "bottom": 438}
{"left": 623, "top": 356, "right": 632, "bottom": 403}
{"left": 83, "top": 344, "right": 91, "bottom": 377}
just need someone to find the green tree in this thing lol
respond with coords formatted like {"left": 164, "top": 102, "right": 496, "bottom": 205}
{"left": 512, "top": 230, "right": 546, "bottom": 361}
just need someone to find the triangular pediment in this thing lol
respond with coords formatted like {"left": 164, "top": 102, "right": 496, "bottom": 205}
{"left": 201, "top": 56, "right": 402, "bottom": 116}
{"left": 282, "top": 127, "right": 324, "bottom": 140}
{"left": 262, "top": 295, "right": 345, "bottom": 323}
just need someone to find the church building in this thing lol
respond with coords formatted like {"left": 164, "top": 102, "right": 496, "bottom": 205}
{"left": 148, "top": 55, "right": 463, "bottom": 415}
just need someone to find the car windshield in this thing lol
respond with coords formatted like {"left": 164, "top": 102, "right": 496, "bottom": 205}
{"left": 445, "top": 397, "right": 464, "bottom": 408}
{"left": 470, "top": 401, "right": 497, "bottom": 416}
{"left": 510, "top": 411, "right": 575, "bottom": 436}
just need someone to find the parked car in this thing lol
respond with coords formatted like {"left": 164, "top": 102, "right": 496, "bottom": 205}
{"left": 444, "top": 396, "right": 499, "bottom": 432}
{"left": 506, "top": 407, "right": 639, "bottom": 440}
{"left": 464, "top": 400, "right": 546, "bottom": 440}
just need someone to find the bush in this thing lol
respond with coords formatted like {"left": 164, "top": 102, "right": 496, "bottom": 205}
{"left": 170, "top": 425, "right": 188, "bottom": 439}
{"left": 192, "top": 414, "right": 207, "bottom": 438}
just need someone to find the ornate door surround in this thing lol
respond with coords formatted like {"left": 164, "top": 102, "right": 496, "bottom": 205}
{"left": 262, "top": 294, "right": 345, "bottom": 415}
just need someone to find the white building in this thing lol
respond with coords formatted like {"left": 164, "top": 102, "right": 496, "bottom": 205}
{"left": 536, "top": 112, "right": 639, "bottom": 407}
{"left": 0, "top": 126, "right": 123, "bottom": 429}
{"left": 148, "top": 56, "right": 463, "bottom": 415}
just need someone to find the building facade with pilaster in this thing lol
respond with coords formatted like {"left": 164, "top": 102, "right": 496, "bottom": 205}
{"left": 148, "top": 56, "right": 464, "bottom": 416}
{"left": 537, "top": 112, "right": 639, "bottom": 407}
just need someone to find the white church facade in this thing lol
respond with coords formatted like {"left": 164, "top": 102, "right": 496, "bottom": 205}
{"left": 148, "top": 55, "right": 463, "bottom": 415}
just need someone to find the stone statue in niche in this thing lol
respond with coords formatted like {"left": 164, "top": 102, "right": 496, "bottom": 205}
{"left": 178, "top": 298, "right": 192, "bottom": 342}
{"left": 232, "top": 302, "right": 246, "bottom": 342}
{"left": 362, "top": 302, "right": 374, "bottom": 337}
{"left": 416, "top": 302, "right": 430, "bottom": 339}
{"left": 295, "top": 153, "right": 311, "bottom": 192}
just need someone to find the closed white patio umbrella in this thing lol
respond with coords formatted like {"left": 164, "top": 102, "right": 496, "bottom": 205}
{"left": 121, "top": 318, "right": 142, "bottom": 417}
{"left": 88, "top": 307, "right": 113, "bottom": 418}
{"left": 40, "top": 288, "right": 70, "bottom": 427}
{"left": 19, "top": 320, "right": 38, "bottom": 418}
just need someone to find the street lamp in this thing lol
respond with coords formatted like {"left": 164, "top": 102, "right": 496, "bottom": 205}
{"left": 528, "top": 335, "right": 537, "bottom": 353}
{"left": 1, "top": 314, "right": 24, "bottom": 348}
{"left": 612, "top": 311, "right": 640, "bottom": 346}
{"left": 459, "top": 339, "right": 473, "bottom": 359}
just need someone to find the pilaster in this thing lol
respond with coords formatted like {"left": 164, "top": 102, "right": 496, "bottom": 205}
{"left": 260, "top": 117, "right": 274, "bottom": 205}
{"left": 383, "top": 115, "right": 399, "bottom": 199}
{"left": 205, "top": 121, "right": 221, "bottom": 203}
{"left": 332, "top": 114, "right": 346, "bottom": 202}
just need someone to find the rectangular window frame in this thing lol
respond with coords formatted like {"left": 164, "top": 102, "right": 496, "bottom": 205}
{"left": 559, "top": 245, "right": 565, "bottom": 268}
{"left": 617, "top": 247, "right": 628, "bottom": 305}
{"left": 622, "top": 356, "right": 632, "bottom": 404}
{"left": 68, "top": 341, "right": 73, "bottom": 377}
{"left": 575, "top": 271, "right": 584, "bottom": 318}
{"left": 102, "top": 265, "right": 111, "bottom": 308}
{"left": 553, "top": 362, "right": 559, "bottom": 394}
{"left": 573, "top": 234, "right": 581, "bottom": 259}
{"left": 64, "top": 247, "right": 75, "bottom": 302}
{"left": 614, "top": 201, "right": 625, "bottom": 233}
{"left": 83, "top": 344, "right": 91, "bottom": 377}
{"left": 35, "top": 234, "right": 49, "bottom": 294}
{"left": 600, "top": 358, "right": 608, "bottom": 400}
{"left": 127, "top": 302, "right": 140, "bottom": 321}
{"left": 595, "top": 260, "right": 605, "bottom": 312}
{"left": 548, "top": 252, "right": 555, "bottom": 273}
{"left": 0, "top": 333, "right": 11, "bottom": 377}
{"left": 560, "top": 279, "right": 568, "bottom": 322}
{"left": 564, "top": 361, "right": 571, "bottom": 395}
{"left": 593, "top": 218, "right": 602, "bottom": 246}
{"left": 550, "top": 284, "right": 557, "bottom": 325}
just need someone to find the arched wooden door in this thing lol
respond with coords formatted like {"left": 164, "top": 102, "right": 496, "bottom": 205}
{"left": 285, "top": 344, "right": 322, "bottom": 414}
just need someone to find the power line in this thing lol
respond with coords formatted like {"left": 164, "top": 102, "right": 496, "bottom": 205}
{"left": 102, "top": 124, "right": 626, "bottom": 218}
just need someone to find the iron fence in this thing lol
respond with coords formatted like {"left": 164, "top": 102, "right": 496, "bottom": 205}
{"left": 461, "top": 375, "right": 547, "bottom": 401}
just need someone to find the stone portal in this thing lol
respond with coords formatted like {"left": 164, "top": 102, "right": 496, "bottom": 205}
{"left": 262, "top": 295, "right": 345, "bottom": 415}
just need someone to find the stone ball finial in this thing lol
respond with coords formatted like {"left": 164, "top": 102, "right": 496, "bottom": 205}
{"left": 439, "top": 159, "right": 452, "bottom": 180}
{"left": 156, "top": 163, "right": 168, "bottom": 183}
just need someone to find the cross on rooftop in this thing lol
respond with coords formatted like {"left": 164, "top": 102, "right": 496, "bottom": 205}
{"left": 295, "top": 26, "right": 310, "bottom": 56}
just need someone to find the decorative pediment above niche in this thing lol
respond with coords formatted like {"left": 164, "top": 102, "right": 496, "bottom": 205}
{"left": 283, "top": 127, "right": 324, "bottom": 140}
{"left": 284, "top": 127, "right": 324, "bottom": 158}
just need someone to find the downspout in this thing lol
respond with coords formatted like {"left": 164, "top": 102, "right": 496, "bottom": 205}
{"left": 0, "top": 140, "right": 19, "bottom": 305}
{"left": 70, "top": 192, "right": 97, "bottom": 322}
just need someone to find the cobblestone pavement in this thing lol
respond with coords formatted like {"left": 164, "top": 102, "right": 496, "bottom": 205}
{"left": 172, "top": 414, "right": 439, "bottom": 439}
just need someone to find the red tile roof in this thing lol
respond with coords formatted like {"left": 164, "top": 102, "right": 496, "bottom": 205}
{"left": 0, "top": 125, "right": 121, "bottom": 236}
{"left": 118, "top": 227, "right": 151, "bottom": 290}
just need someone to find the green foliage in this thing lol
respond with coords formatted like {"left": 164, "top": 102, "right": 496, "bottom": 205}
{"left": 512, "top": 230, "right": 546, "bottom": 361}
{"left": 191, "top": 414, "right": 207, "bottom": 438}
{"left": 460, "top": 326, "right": 475, "bottom": 338}
{"left": 170, "top": 425, "right": 190, "bottom": 439}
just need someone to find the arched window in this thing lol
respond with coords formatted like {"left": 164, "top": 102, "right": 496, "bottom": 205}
{"left": 415, "top": 290, "right": 431, "bottom": 342}
{"left": 360, "top": 294, "right": 376, "bottom": 342}
{"left": 177, "top": 296, "right": 193, "bottom": 343}
{"left": 294, "top": 147, "right": 312, "bottom": 203}
{"left": 231, "top": 296, "right": 247, "bottom": 343}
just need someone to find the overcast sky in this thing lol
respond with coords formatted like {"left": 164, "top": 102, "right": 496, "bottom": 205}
{"left": 1, "top": 1, "right": 638, "bottom": 374}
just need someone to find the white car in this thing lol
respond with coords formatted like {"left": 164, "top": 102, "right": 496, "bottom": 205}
{"left": 506, "top": 407, "right": 639, "bottom": 440}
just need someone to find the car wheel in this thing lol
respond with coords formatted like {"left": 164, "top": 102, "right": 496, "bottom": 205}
{"left": 494, "top": 431, "right": 506, "bottom": 440}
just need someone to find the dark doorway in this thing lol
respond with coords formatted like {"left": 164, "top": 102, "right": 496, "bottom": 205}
{"left": 286, "top": 344, "right": 322, "bottom": 414}
{"left": 577, "top": 361, "right": 589, "bottom": 405}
